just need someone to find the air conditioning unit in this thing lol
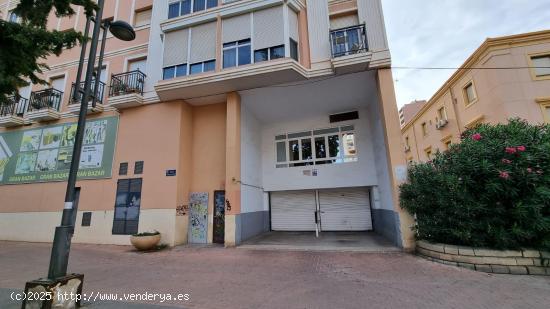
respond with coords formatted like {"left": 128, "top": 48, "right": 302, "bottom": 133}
{"left": 435, "top": 119, "right": 448, "bottom": 130}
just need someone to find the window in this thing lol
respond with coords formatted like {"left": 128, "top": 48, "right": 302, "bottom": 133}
{"left": 190, "top": 60, "right": 216, "bottom": 75}
{"left": 254, "top": 45, "right": 284, "bottom": 63}
{"left": 134, "top": 161, "right": 144, "bottom": 174}
{"left": 112, "top": 178, "right": 142, "bottom": 235}
{"left": 421, "top": 122, "right": 428, "bottom": 136}
{"left": 119, "top": 162, "right": 128, "bottom": 175}
{"left": 168, "top": 0, "right": 216, "bottom": 18}
{"left": 223, "top": 39, "right": 251, "bottom": 68}
{"left": 274, "top": 125, "right": 357, "bottom": 168}
{"left": 463, "top": 82, "right": 477, "bottom": 105}
{"left": 445, "top": 140, "right": 452, "bottom": 150}
{"left": 128, "top": 57, "right": 147, "bottom": 73}
{"left": 437, "top": 106, "right": 447, "bottom": 121}
{"left": 8, "top": 11, "right": 18, "bottom": 23}
{"left": 134, "top": 7, "right": 152, "bottom": 27}
{"left": 290, "top": 39, "right": 299, "bottom": 61}
{"left": 163, "top": 63, "right": 187, "bottom": 80}
{"left": 425, "top": 148, "right": 432, "bottom": 160}
{"left": 531, "top": 54, "right": 550, "bottom": 78}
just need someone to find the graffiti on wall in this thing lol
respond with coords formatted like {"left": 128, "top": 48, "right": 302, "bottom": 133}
{"left": 188, "top": 192, "right": 208, "bottom": 244}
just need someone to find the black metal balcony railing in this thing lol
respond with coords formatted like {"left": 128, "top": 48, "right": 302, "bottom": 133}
{"left": 0, "top": 95, "right": 28, "bottom": 117}
{"left": 69, "top": 80, "right": 106, "bottom": 105}
{"left": 28, "top": 88, "right": 63, "bottom": 112}
{"left": 109, "top": 70, "right": 146, "bottom": 97}
{"left": 330, "top": 24, "right": 368, "bottom": 58}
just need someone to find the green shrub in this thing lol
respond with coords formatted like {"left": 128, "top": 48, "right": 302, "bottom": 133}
{"left": 400, "top": 119, "right": 550, "bottom": 250}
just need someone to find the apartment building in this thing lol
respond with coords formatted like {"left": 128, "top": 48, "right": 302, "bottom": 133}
{"left": 399, "top": 100, "right": 426, "bottom": 127}
{"left": 402, "top": 30, "right": 550, "bottom": 163}
{"left": 0, "top": 0, "right": 413, "bottom": 249}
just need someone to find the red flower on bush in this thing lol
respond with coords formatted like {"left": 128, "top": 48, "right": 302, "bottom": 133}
{"left": 472, "top": 133, "right": 482, "bottom": 141}
{"left": 499, "top": 171, "right": 510, "bottom": 180}
{"left": 502, "top": 159, "right": 512, "bottom": 164}
{"left": 505, "top": 147, "right": 517, "bottom": 154}
{"left": 516, "top": 145, "right": 526, "bottom": 152}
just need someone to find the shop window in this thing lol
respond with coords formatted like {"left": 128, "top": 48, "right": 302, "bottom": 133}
{"left": 112, "top": 178, "right": 142, "bottom": 235}
{"left": 274, "top": 125, "right": 357, "bottom": 168}
{"left": 223, "top": 39, "right": 251, "bottom": 68}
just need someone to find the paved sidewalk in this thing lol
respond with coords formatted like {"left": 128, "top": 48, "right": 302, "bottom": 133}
{"left": 1, "top": 241, "right": 549, "bottom": 309}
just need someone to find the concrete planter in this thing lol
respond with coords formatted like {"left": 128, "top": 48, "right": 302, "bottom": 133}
{"left": 416, "top": 240, "right": 550, "bottom": 275}
{"left": 130, "top": 234, "right": 161, "bottom": 251}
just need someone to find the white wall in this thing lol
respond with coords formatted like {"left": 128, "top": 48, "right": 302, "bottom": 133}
{"left": 240, "top": 104, "right": 266, "bottom": 213}
{"left": 357, "top": 0, "right": 389, "bottom": 51}
{"left": 261, "top": 108, "right": 379, "bottom": 191}
{"left": 144, "top": 0, "right": 168, "bottom": 98}
{"left": 306, "top": 0, "right": 331, "bottom": 66}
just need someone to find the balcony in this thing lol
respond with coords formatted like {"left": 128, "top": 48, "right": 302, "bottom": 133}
{"left": 66, "top": 80, "right": 106, "bottom": 115}
{"left": 329, "top": 24, "right": 372, "bottom": 74}
{"left": 107, "top": 70, "right": 146, "bottom": 109}
{"left": 26, "top": 88, "right": 63, "bottom": 122}
{"left": 0, "top": 95, "right": 28, "bottom": 127}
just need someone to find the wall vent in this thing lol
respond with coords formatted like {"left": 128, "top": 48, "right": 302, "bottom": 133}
{"left": 329, "top": 111, "right": 359, "bottom": 123}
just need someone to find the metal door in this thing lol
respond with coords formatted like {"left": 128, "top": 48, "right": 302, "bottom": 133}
{"left": 318, "top": 188, "right": 372, "bottom": 231}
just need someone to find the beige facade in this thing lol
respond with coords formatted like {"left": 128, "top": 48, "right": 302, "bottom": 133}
{"left": 0, "top": 0, "right": 414, "bottom": 249}
{"left": 402, "top": 30, "right": 550, "bottom": 163}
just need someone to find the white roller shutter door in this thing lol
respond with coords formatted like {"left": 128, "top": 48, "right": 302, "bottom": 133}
{"left": 222, "top": 13, "right": 251, "bottom": 43}
{"left": 163, "top": 29, "right": 189, "bottom": 67}
{"left": 330, "top": 14, "right": 359, "bottom": 30}
{"left": 253, "top": 6, "right": 284, "bottom": 50}
{"left": 319, "top": 188, "right": 372, "bottom": 231}
{"left": 190, "top": 21, "right": 217, "bottom": 63}
{"left": 271, "top": 190, "right": 316, "bottom": 231}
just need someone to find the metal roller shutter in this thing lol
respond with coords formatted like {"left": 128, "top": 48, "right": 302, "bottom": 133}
{"left": 330, "top": 14, "right": 359, "bottom": 30}
{"left": 253, "top": 6, "right": 284, "bottom": 50}
{"left": 222, "top": 13, "right": 251, "bottom": 43}
{"left": 190, "top": 21, "right": 217, "bottom": 63}
{"left": 319, "top": 188, "right": 372, "bottom": 231}
{"left": 271, "top": 190, "right": 316, "bottom": 231}
{"left": 163, "top": 29, "right": 189, "bottom": 67}
{"left": 288, "top": 8, "right": 299, "bottom": 42}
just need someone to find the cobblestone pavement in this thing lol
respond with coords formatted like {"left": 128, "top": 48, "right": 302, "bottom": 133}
{"left": 1, "top": 241, "right": 549, "bottom": 309}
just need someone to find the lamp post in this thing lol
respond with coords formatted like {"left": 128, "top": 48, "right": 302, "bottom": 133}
{"left": 47, "top": 0, "right": 135, "bottom": 281}
{"left": 23, "top": 2, "right": 135, "bottom": 308}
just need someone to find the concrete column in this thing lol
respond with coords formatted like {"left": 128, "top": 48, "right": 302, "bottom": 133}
{"left": 225, "top": 92, "right": 241, "bottom": 246}
{"left": 376, "top": 69, "right": 415, "bottom": 250}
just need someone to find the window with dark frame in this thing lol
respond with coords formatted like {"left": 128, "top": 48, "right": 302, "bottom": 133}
{"left": 82, "top": 212, "right": 92, "bottom": 227}
{"left": 254, "top": 45, "right": 285, "bottom": 63}
{"left": 119, "top": 162, "right": 128, "bottom": 175}
{"left": 290, "top": 39, "right": 299, "bottom": 61}
{"left": 134, "top": 161, "right": 144, "bottom": 174}
{"left": 112, "top": 178, "right": 142, "bottom": 235}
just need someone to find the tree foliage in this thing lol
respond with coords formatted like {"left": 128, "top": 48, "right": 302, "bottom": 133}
{"left": 0, "top": 0, "right": 97, "bottom": 103}
{"left": 400, "top": 119, "right": 550, "bottom": 251}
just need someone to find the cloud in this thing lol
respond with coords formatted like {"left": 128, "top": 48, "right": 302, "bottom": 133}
{"left": 381, "top": 0, "right": 550, "bottom": 107}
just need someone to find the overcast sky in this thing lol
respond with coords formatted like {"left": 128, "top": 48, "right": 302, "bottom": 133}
{"left": 381, "top": 0, "right": 550, "bottom": 108}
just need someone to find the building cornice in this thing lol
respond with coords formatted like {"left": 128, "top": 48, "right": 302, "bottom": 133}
{"left": 401, "top": 29, "right": 550, "bottom": 132}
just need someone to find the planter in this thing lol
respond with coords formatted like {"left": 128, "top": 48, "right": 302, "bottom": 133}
{"left": 130, "top": 234, "right": 161, "bottom": 251}
{"left": 416, "top": 240, "right": 550, "bottom": 276}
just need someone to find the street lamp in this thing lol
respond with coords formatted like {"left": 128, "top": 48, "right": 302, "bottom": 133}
{"left": 48, "top": 0, "right": 135, "bottom": 280}
{"left": 23, "top": 0, "right": 135, "bottom": 307}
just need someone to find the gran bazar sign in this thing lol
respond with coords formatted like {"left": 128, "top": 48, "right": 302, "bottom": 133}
{"left": 0, "top": 116, "right": 118, "bottom": 185}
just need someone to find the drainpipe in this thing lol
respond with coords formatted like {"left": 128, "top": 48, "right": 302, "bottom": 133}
{"left": 449, "top": 87, "right": 463, "bottom": 135}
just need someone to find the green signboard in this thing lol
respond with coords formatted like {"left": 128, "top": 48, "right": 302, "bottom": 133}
{"left": 0, "top": 116, "right": 118, "bottom": 185}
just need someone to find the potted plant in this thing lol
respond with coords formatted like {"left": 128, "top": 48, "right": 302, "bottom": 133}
{"left": 130, "top": 231, "right": 161, "bottom": 251}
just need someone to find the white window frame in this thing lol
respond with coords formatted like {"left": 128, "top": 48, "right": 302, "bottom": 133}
{"left": 274, "top": 125, "right": 358, "bottom": 168}
{"left": 190, "top": 60, "right": 216, "bottom": 75}
{"left": 223, "top": 39, "right": 252, "bottom": 69}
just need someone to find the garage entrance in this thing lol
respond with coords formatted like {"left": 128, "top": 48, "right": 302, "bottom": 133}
{"left": 270, "top": 187, "right": 373, "bottom": 233}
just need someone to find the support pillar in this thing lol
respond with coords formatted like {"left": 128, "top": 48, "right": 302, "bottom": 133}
{"left": 376, "top": 69, "right": 415, "bottom": 250}
{"left": 225, "top": 92, "right": 241, "bottom": 246}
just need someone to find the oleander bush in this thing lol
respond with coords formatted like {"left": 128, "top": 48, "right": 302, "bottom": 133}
{"left": 400, "top": 119, "right": 550, "bottom": 251}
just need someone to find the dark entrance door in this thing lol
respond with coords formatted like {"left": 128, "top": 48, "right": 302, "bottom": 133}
{"left": 213, "top": 190, "right": 225, "bottom": 244}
